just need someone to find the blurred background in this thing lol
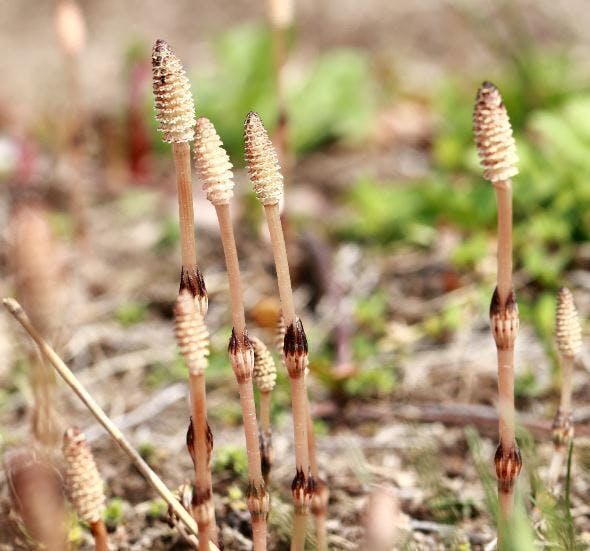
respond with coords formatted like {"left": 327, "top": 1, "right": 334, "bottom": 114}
{"left": 1, "top": 0, "right": 590, "bottom": 549}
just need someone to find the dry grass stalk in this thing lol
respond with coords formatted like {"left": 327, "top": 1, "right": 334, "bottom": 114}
{"left": 194, "top": 117, "right": 269, "bottom": 550}
{"left": 169, "top": 482, "right": 199, "bottom": 548}
{"left": 63, "top": 427, "right": 108, "bottom": 551}
{"left": 245, "top": 112, "right": 315, "bottom": 550}
{"left": 174, "top": 291, "right": 218, "bottom": 550}
{"left": 549, "top": 287, "right": 582, "bottom": 483}
{"left": 152, "top": 39, "right": 207, "bottom": 314}
{"left": 474, "top": 81, "right": 521, "bottom": 523}
{"left": 4, "top": 448, "right": 67, "bottom": 551}
{"left": 2, "top": 298, "right": 219, "bottom": 547}
{"left": 252, "top": 336, "right": 277, "bottom": 483}
{"left": 11, "top": 200, "right": 62, "bottom": 447}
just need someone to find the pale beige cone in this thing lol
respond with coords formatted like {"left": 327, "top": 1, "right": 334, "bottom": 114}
{"left": 556, "top": 287, "right": 582, "bottom": 359}
{"left": 63, "top": 427, "right": 106, "bottom": 524}
{"left": 194, "top": 117, "right": 235, "bottom": 205}
{"left": 244, "top": 112, "right": 284, "bottom": 206}
{"left": 251, "top": 336, "right": 277, "bottom": 393}
{"left": 473, "top": 82, "right": 518, "bottom": 183}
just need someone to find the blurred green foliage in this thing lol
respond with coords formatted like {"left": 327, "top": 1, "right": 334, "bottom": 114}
{"left": 212, "top": 445, "right": 248, "bottom": 478}
{"left": 143, "top": 24, "right": 377, "bottom": 161}
{"left": 114, "top": 301, "right": 148, "bottom": 327}
{"left": 104, "top": 498, "right": 126, "bottom": 528}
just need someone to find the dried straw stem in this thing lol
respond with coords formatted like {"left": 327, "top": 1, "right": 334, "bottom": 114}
{"left": 173, "top": 141, "right": 198, "bottom": 269}
{"left": 2, "top": 298, "right": 216, "bottom": 547}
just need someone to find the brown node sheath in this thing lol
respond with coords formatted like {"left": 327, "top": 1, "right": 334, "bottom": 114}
{"left": 494, "top": 443, "right": 522, "bottom": 494}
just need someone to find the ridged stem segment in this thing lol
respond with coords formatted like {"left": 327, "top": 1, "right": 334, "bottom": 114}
{"left": 2, "top": 298, "right": 216, "bottom": 547}
{"left": 174, "top": 291, "right": 216, "bottom": 550}
{"left": 474, "top": 81, "right": 521, "bottom": 527}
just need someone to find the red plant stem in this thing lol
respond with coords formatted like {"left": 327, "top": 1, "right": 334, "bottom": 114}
{"left": 494, "top": 183, "right": 512, "bottom": 304}
{"left": 189, "top": 375, "right": 214, "bottom": 549}
{"left": 90, "top": 520, "right": 109, "bottom": 551}
{"left": 215, "top": 204, "right": 246, "bottom": 334}
{"left": 172, "top": 142, "right": 197, "bottom": 268}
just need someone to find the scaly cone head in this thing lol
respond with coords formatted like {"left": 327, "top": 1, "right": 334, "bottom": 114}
{"left": 244, "top": 112, "right": 284, "bottom": 205}
{"left": 62, "top": 427, "right": 106, "bottom": 524}
{"left": 193, "top": 117, "right": 234, "bottom": 205}
{"left": 556, "top": 287, "right": 582, "bottom": 359}
{"left": 173, "top": 290, "right": 209, "bottom": 375}
{"left": 151, "top": 39, "right": 195, "bottom": 144}
{"left": 473, "top": 81, "right": 518, "bottom": 183}
{"left": 251, "top": 336, "right": 277, "bottom": 392}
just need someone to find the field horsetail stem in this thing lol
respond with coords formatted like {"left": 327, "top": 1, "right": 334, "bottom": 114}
{"left": 151, "top": 39, "right": 207, "bottom": 314}
{"left": 174, "top": 291, "right": 218, "bottom": 550}
{"left": 62, "top": 428, "right": 108, "bottom": 551}
{"left": 251, "top": 335, "right": 278, "bottom": 484}
{"left": 549, "top": 287, "right": 583, "bottom": 485}
{"left": 278, "top": 314, "right": 329, "bottom": 550}
{"left": 473, "top": 82, "right": 522, "bottom": 527}
{"left": 245, "top": 112, "right": 316, "bottom": 550}
{"left": 193, "top": 117, "right": 269, "bottom": 550}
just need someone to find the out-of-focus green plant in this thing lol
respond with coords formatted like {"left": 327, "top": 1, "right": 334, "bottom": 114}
{"left": 191, "top": 24, "right": 376, "bottom": 160}
{"left": 114, "top": 301, "right": 148, "bottom": 327}
{"left": 104, "top": 498, "right": 126, "bottom": 528}
{"left": 343, "top": 366, "right": 395, "bottom": 399}
{"left": 212, "top": 445, "right": 248, "bottom": 478}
